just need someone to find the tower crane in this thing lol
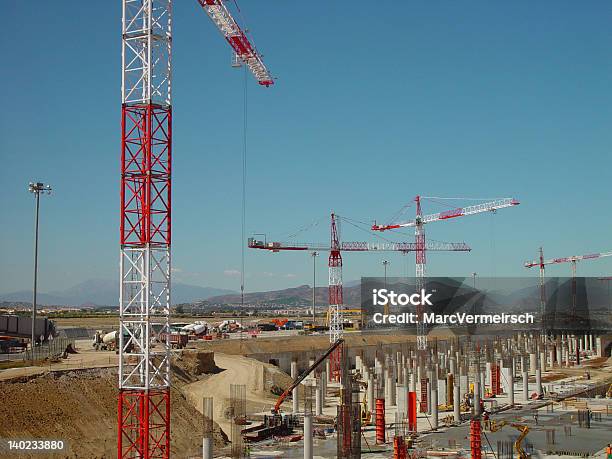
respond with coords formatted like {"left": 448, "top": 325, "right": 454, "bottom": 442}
{"left": 249, "top": 212, "right": 471, "bottom": 381}
{"left": 372, "top": 196, "right": 520, "bottom": 350}
{"left": 524, "top": 248, "right": 612, "bottom": 325}
{"left": 119, "top": 1, "right": 272, "bottom": 458}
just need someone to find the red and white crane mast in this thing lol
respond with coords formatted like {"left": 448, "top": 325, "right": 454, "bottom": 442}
{"left": 328, "top": 213, "right": 343, "bottom": 379}
{"left": 372, "top": 195, "right": 520, "bottom": 350}
{"left": 119, "top": 1, "right": 271, "bottom": 457}
{"left": 119, "top": 2, "right": 173, "bottom": 457}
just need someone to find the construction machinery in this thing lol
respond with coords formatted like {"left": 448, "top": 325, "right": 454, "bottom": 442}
{"left": 488, "top": 420, "right": 531, "bottom": 459}
{"left": 93, "top": 330, "right": 117, "bottom": 351}
{"left": 372, "top": 196, "right": 519, "bottom": 350}
{"left": 272, "top": 338, "right": 344, "bottom": 414}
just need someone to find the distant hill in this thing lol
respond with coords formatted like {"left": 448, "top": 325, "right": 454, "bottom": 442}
{"left": 0, "top": 279, "right": 236, "bottom": 307}
{"left": 207, "top": 284, "right": 362, "bottom": 307}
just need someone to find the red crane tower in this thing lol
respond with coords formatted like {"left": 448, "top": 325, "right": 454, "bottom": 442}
{"left": 119, "top": 2, "right": 272, "bottom": 458}
{"left": 372, "top": 196, "right": 520, "bottom": 350}
{"left": 524, "top": 248, "right": 612, "bottom": 326}
{"left": 249, "top": 212, "right": 471, "bottom": 380}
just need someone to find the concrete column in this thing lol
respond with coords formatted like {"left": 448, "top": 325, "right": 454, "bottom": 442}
{"left": 315, "top": 383, "right": 323, "bottom": 416}
{"left": 291, "top": 360, "right": 299, "bottom": 414}
{"left": 473, "top": 380, "right": 481, "bottom": 416}
{"left": 304, "top": 414, "right": 313, "bottom": 459}
{"left": 321, "top": 370, "right": 327, "bottom": 400}
{"left": 589, "top": 334, "right": 594, "bottom": 353}
{"left": 431, "top": 386, "right": 438, "bottom": 429}
{"left": 202, "top": 438, "right": 212, "bottom": 459}
{"left": 529, "top": 353, "right": 537, "bottom": 376}
{"left": 355, "top": 354, "right": 363, "bottom": 374}
{"left": 367, "top": 374, "right": 374, "bottom": 416}
{"left": 485, "top": 361, "right": 492, "bottom": 387}
{"left": 389, "top": 374, "right": 397, "bottom": 407}
{"left": 596, "top": 337, "right": 602, "bottom": 357}
{"left": 556, "top": 346, "right": 562, "bottom": 367}
{"left": 507, "top": 366, "right": 514, "bottom": 406}
{"left": 397, "top": 352, "right": 404, "bottom": 384}
{"left": 522, "top": 370, "right": 529, "bottom": 401}
{"left": 397, "top": 384, "right": 408, "bottom": 419}
{"left": 449, "top": 357, "right": 456, "bottom": 376}
{"left": 437, "top": 378, "right": 447, "bottom": 405}
{"left": 535, "top": 368, "right": 542, "bottom": 396}
{"left": 459, "top": 373, "right": 468, "bottom": 401}
{"left": 426, "top": 369, "right": 433, "bottom": 414}
{"left": 453, "top": 385, "right": 461, "bottom": 422}
{"left": 479, "top": 371, "right": 485, "bottom": 399}
{"left": 548, "top": 348, "right": 554, "bottom": 369}
{"left": 409, "top": 372, "right": 416, "bottom": 393}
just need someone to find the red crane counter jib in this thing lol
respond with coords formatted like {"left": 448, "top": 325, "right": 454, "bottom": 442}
{"left": 197, "top": 0, "right": 274, "bottom": 86}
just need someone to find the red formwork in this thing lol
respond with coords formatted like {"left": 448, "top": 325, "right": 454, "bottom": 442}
{"left": 491, "top": 364, "right": 500, "bottom": 395}
{"left": 375, "top": 398, "right": 386, "bottom": 444}
{"left": 408, "top": 391, "right": 417, "bottom": 432}
{"left": 329, "top": 345, "right": 342, "bottom": 382}
{"left": 470, "top": 419, "right": 482, "bottom": 459}
{"left": 419, "top": 377, "right": 428, "bottom": 413}
{"left": 118, "top": 389, "right": 170, "bottom": 459}
{"left": 393, "top": 436, "right": 407, "bottom": 459}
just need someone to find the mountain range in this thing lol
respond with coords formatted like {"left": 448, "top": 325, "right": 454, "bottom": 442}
{"left": 0, "top": 279, "right": 235, "bottom": 307}
{"left": 205, "top": 284, "right": 361, "bottom": 307}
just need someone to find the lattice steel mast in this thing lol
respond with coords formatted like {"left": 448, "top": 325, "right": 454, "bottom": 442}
{"left": 119, "top": 1, "right": 173, "bottom": 458}
{"left": 119, "top": 1, "right": 272, "bottom": 457}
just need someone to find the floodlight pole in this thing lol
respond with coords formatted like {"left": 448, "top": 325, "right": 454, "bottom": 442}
{"left": 312, "top": 251, "right": 319, "bottom": 327}
{"left": 29, "top": 182, "right": 51, "bottom": 355}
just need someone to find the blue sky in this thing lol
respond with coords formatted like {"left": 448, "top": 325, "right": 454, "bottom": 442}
{"left": 1, "top": 1, "right": 612, "bottom": 294}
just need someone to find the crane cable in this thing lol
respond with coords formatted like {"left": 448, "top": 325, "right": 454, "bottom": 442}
{"left": 240, "top": 63, "right": 247, "bottom": 341}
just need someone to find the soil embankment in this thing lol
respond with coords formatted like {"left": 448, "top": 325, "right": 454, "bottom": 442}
{"left": 182, "top": 353, "right": 296, "bottom": 435}
{"left": 0, "top": 354, "right": 228, "bottom": 459}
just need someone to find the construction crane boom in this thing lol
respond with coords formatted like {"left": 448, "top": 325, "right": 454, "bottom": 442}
{"left": 197, "top": 0, "right": 274, "bottom": 86}
{"left": 248, "top": 238, "right": 471, "bottom": 253}
{"left": 372, "top": 197, "right": 519, "bottom": 231}
{"left": 525, "top": 251, "right": 612, "bottom": 268}
{"left": 272, "top": 338, "right": 344, "bottom": 413}
{"left": 371, "top": 195, "right": 519, "bottom": 350}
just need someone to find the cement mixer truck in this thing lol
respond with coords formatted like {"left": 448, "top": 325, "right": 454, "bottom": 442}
{"left": 92, "top": 330, "right": 133, "bottom": 353}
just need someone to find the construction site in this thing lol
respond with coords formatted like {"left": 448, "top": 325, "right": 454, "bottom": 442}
{"left": 2, "top": 1, "right": 612, "bottom": 459}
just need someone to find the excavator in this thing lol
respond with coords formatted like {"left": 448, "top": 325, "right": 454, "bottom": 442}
{"left": 488, "top": 420, "right": 530, "bottom": 459}
{"left": 272, "top": 338, "right": 344, "bottom": 414}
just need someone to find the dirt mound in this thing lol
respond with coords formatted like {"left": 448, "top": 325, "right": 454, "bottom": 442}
{"left": 173, "top": 349, "right": 218, "bottom": 377}
{"left": 0, "top": 367, "right": 227, "bottom": 458}
{"left": 182, "top": 353, "right": 299, "bottom": 436}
